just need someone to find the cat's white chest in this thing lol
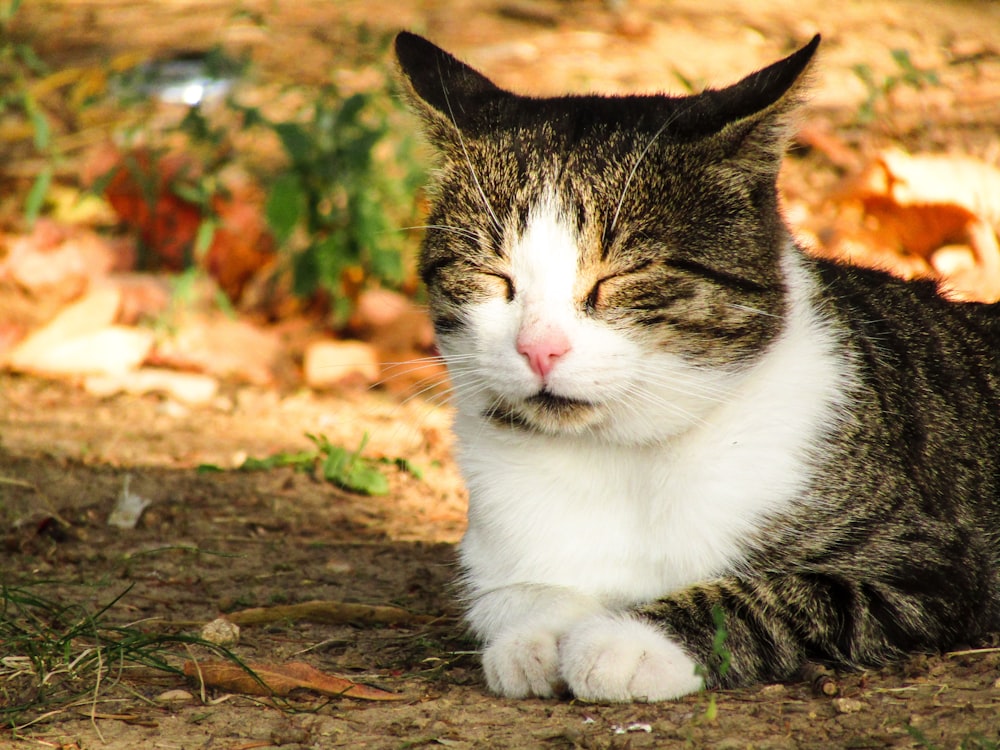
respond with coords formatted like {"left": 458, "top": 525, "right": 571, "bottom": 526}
{"left": 456, "top": 414, "right": 792, "bottom": 607}
{"left": 450, "top": 246, "right": 852, "bottom": 623}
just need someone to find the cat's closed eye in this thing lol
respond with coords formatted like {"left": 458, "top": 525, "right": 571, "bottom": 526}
{"left": 585, "top": 260, "right": 655, "bottom": 312}
{"left": 483, "top": 271, "right": 515, "bottom": 302}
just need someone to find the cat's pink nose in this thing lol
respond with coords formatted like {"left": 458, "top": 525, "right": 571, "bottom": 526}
{"left": 517, "top": 330, "right": 571, "bottom": 379}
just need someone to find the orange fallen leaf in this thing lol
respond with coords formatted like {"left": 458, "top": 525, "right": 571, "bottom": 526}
{"left": 90, "top": 144, "right": 274, "bottom": 302}
{"left": 183, "top": 659, "right": 405, "bottom": 701}
{"left": 829, "top": 148, "right": 1000, "bottom": 301}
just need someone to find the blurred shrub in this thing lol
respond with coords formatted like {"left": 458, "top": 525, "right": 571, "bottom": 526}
{"left": 3, "top": 5, "right": 426, "bottom": 326}
{"left": 0, "top": 0, "right": 55, "bottom": 223}
{"left": 171, "top": 54, "right": 426, "bottom": 324}
{"left": 851, "top": 48, "right": 941, "bottom": 125}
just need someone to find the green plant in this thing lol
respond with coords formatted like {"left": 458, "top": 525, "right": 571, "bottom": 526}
{"left": 172, "top": 56, "right": 425, "bottom": 324}
{"left": 201, "top": 431, "right": 417, "bottom": 496}
{"left": 696, "top": 606, "right": 732, "bottom": 721}
{"left": 851, "top": 48, "right": 941, "bottom": 125}
{"left": 0, "top": 583, "right": 226, "bottom": 730}
{"left": 906, "top": 724, "right": 1000, "bottom": 750}
{"left": 261, "top": 85, "right": 425, "bottom": 324}
{"left": 671, "top": 68, "right": 702, "bottom": 95}
{"left": 0, "top": 0, "right": 55, "bottom": 223}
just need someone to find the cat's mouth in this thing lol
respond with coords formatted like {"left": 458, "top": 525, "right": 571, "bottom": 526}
{"left": 527, "top": 390, "right": 593, "bottom": 410}
{"left": 487, "top": 389, "right": 603, "bottom": 434}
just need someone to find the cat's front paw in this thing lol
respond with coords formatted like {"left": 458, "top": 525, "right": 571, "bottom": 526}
{"left": 482, "top": 624, "right": 564, "bottom": 698}
{"left": 559, "top": 614, "right": 704, "bottom": 702}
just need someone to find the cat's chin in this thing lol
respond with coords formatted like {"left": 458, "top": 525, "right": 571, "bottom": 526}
{"left": 487, "top": 390, "right": 607, "bottom": 435}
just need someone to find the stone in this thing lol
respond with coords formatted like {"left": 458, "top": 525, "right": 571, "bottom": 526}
{"left": 84, "top": 368, "right": 219, "bottom": 405}
{"left": 5, "top": 284, "right": 154, "bottom": 376}
{"left": 304, "top": 339, "right": 380, "bottom": 388}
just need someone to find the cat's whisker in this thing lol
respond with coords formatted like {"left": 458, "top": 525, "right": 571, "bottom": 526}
{"left": 375, "top": 352, "right": 477, "bottom": 373}
{"left": 436, "top": 66, "right": 504, "bottom": 240}
{"left": 629, "top": 368, "right": 735, "bottom": 405}
{"left": 386, "top": 388, "right": 461, "bottom": 446}
{"left": 397, "top": 223, "right": 482, "bottom": 243}
{"left": 439, "top": 370, "right": 492, "bottom": 398}
{"left": 619, "top": 383, "right": 709, "bottom": 429}
{"left": 372, "top": 358, "right": 450, "bottom": 387}
{"left": 636, "top": 368, "right": 732, "bottom": 397}
{"left": 398, "top": 354, "right": 479, "bottom": 400}
{"left": 725, "top": 303, "right": 782, "bottom": 319}
{"left": 371, "top": 355, "right": 483, "bottom": 392}
{"left": 394, "top": 375, "right": 454, "bottom": 407}
{"left": 375, "top": 362, "right": 487, "bottom": 435}
{"left": 629, "top": 367, "right": 727, "bottom": 408}
{"left": 606, "top": 102, "right": 692, "bottom": 243}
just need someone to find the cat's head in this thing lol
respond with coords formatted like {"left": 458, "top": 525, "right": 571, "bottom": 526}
{"left": 395, "top": 32, "right": 819, "bottom": 442}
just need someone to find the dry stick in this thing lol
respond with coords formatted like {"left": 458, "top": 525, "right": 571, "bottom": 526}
{"left": 89, "top": 648, "right": 107, "bottom": 744}
{"left": 0, "top": 476, "right": 72, "bottom": 526}
{"left": 225, "top": 600, "right": 438, "bottom": 627}
{"left": 184, "top": 643, "right": 208, "bottom": 706}
{"left": 945, "top": 646, "right": 1000, "bottom": 657}
{"left": 800, "top": 663, "right": 839, "bottom": 697}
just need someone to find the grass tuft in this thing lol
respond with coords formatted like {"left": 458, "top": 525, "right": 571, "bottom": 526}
{"left": 0, "top": 583, "right": 232, "bottom": 731}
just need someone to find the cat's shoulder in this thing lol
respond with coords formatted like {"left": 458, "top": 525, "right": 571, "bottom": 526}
{"left": 807, "top": 253, "right": 1000, "bottom": 332}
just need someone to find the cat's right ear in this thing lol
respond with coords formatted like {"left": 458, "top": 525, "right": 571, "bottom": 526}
{"left": 394, "top": 32, "right": 507, "bottom": 145}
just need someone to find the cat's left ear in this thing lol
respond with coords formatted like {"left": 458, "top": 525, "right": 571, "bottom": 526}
{"left": 710, "top": 34, "right": 820, "bottom": 177}
{"left": 394, "top": 32, "right": 508, "bottom": 146}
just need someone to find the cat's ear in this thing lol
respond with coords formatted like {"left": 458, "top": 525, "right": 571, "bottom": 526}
{"left": 709, "top": 34, "right": 820, "bottom": 177}
{"left": 394, "top": 32, "right": 507, "bottom": 146}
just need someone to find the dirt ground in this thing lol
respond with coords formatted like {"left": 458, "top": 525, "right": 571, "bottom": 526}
{"left": 4, "top": 0, "right": 1000, "bottom": 748}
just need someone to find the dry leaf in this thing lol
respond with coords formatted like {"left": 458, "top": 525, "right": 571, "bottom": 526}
{"left": 204, "top": 175, "right": 276, "bottom": 303}
{"left": 4, "top": 285, "right": 155, "bottom": 376}
{"left": 829, "top": 148, "right": 1000, "bottom": 301}
{"left": 225, "top": 599, "right": 437, "bottom": 627}
{"left": 106, "top": 474, "right": 151, "bottom": 529}
{"left": 95, "top": 146, "right": 204, "bottom": 270}
{"left": 150, "top": 311, "right": 280, "bottom": 385}
{"left": 91, "top": 145, "right": 274, "bottom": 301}
{"left": 182, "top": 659, "right": 405, "bottom": 701}
{"left": 0, "top": 220, "right": 128, "bottom": 295}
{"left": 794, "top": 122, "right": 860, "bottom": 172}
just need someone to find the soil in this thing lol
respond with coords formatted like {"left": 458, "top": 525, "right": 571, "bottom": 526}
{"left": 4, "top": 1, "right": 1000, "bottom": 748}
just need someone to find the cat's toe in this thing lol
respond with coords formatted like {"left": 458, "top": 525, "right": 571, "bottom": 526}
{"left": 559, "top": 614, "right": 704, "bottom": 702}
{"left": 482, "top": 626, "right": 563, "bottom": 698}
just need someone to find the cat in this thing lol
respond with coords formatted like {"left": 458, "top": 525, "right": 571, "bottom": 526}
{"left": 393, "top": 30, "right": 1000, "bottom": 702}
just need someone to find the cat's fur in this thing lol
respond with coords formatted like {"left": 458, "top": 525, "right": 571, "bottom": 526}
{"left": 394, "top": 31, "right": 1000, "bottom": 702}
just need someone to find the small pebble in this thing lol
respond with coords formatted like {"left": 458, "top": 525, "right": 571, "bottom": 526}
{"left": 155, "top": 689, "right": 194, "bottom": 703}
{"left": 200, "top": 617, "right": 240, "bottom": 646}
{"left": 831, "top": 697, "right": 865, "bottom": 714}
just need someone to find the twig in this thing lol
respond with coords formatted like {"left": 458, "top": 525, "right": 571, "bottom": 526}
{"left": 0, "top": 476, "right": 72, "bottom": 526}
{"left": 226, "top": 600, "right": 437, "bottom": 627}
{"left": 0, "top": 476, "right": 37, "bottom": 488}
{"left": 89, "top": 647, "right": 106, "bottom": 744}
{"left": 184, "top": 643, "right": 208, "bottom": 705}
{"left": 946, "top": 646, "right": 1000, "bottom": 657}
{"left": 800, "top": 663, "right": 838, "bottom": 697}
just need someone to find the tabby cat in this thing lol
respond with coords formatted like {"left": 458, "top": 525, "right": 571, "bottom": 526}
{"left": 394, "top": 31, "right": 1000, "bottom": 702}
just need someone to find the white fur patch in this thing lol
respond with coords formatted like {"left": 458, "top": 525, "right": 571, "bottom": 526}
{"left": 442, "top": 195, "right": 653, "bottom": 414}
{"left": 446, "top": 189, "right": 855, "bottom": 702}
{"left": 559, "top": 614, "right": 703, "bottom": 702}
{"left": 476, "top": 585, "right": 605, "bottom": 697}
